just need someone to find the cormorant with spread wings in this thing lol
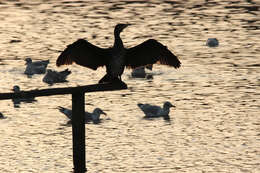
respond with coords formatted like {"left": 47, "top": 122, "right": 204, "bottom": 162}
{"left": 56, "top": 24, "right": 181, "bottom": 84}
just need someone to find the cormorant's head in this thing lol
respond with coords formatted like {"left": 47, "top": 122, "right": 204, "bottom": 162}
{"left": 114, "top": 23, "right": 130, "bottom": 34}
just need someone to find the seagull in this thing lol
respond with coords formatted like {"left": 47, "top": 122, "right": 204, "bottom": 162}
{"left": 206, "top": 38, "right": 219, "bottom": 47}
{"left": 137, "top": 101, "right": 175, "bottom": 120}
{"left": 12, "top": 85, "right": 37, "bottom": 107}
{"left": 42, "top": 68, "right": 71, "bottom": 85}
{"left": 56, "top": 23, "right": 181, "bottom": 84}
{"left": 24, "top": 57, "right": 49, "bottom": 75}
{"left": 58, "top": 106, "right": 107, "bottom": 124}
{"left": 131, "top": 64, "right": 153, "bottom": 79}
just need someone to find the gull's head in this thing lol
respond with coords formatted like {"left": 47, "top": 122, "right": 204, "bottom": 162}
{"left": 163, "top": 101, "right": 175, "bottom": 109}
{"left": 12, "top": 85, "right": 20, "bottom": 92}
{"left": 93, "top": 108, "right": 107, "bottom": 116}
{"left": 92, "top": 108, "right": 106, "bottom": 124}
{"left": 25, "top": 57, "right": 32, "bottom": 64}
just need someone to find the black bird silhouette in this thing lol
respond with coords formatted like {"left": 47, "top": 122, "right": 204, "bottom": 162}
{"left": 56, "top": 24, "right": 181, "bottom": 84}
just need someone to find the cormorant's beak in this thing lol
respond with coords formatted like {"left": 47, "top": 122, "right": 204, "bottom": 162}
{"left": 124, "top": 24, "right": 131, "bottom": 29}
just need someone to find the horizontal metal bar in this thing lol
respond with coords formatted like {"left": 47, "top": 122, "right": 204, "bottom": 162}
{"left": 0, "top": 82, "right": 127, "bottom": 100}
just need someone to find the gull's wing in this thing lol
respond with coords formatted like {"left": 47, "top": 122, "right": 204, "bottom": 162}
{"left": 137, "top": 103, "right": 161, "bottom": 115}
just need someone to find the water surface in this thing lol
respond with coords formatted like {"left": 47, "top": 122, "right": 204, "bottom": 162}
{"left": 0, "top": 0, "right": 259, "bottom": 172}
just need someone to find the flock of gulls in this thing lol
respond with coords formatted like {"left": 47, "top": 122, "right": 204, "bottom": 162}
{"left": 24, "top": 57, "right": 71, "bottom": 84}
{"left": 0, "top": 23, "right": 215, "bottom": 122}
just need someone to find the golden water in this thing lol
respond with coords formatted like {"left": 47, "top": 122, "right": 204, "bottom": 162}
{"left": 0, "top": 0, "right": 259, "bottom": 172}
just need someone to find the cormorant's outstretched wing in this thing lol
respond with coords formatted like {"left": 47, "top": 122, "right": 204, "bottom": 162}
{"left": 56, "top": 39, "right": 111, "bottom": 70}
{"left": 125, "top": 39, "right": 181, "bottom": 69}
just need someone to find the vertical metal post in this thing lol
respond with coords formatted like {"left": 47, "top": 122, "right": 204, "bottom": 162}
{"left": 72, "top": 92, "right": 86, "bottom": 172}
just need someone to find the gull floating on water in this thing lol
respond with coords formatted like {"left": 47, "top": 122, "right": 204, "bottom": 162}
{"left": 58, "top": 106, "right": 107, "bottom": 124}
{"left": 137, "top": 101, "right": 175, "bottom": 120}
{"left": 12, "top": 85, "right": 37, "bottom": 107}
{"left": 206, "top": 38, "right": 219, "bottom": 47}
{"left": 42, "top": 69, "right": 71, "bottom": 85}
{"left": 24, "top": 57, "right": 49, "bottom": 76}
{"left": 131, "top": 64, "right": 153, "bottom": 79}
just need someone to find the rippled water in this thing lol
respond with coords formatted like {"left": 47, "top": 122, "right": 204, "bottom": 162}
{"left": 0, "top": 0, "right": 259, "bottom": 172}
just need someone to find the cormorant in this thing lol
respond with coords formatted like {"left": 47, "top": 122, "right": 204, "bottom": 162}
{"left": 56, "top": 24, "right": 181, "bottom": 84}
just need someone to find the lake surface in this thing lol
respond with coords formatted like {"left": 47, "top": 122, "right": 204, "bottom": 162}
{"left": 0, "top": 0, "right": 259, "bottom": 172}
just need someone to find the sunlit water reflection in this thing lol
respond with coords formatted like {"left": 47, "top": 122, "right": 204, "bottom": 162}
{"left": 0, "top": 0, "right": 259, "bottom": 172}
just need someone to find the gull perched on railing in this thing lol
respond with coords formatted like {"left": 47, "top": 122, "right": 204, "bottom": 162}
{"left": 24, "top": 57, "right": 49, "bottom": 76}
{"left": 58, "top": 106, "right": 107, "bottom": 124}
{"left": 137, "top": 101, "right": 175, "bottom": 120}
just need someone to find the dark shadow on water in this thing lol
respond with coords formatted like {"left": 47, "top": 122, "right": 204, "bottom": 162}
{"left": 12, "top": 98, "right": 37, "bottom": 108}
{"left": 61, "top": 119, "right": 107, "bottom": 127}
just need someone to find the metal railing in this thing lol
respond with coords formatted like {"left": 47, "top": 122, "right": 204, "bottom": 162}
{"left": 0, "top": 82, "right": 127, "bottom": 172}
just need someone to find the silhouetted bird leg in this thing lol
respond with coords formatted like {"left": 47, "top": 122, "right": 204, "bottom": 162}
{"left": 98, "top": 74, "right": 126, "bottom": 87}
{"left": 99, "top": 74, "right": 120, "bottom": 83}
{"left": 98, "top": 74, "right": 111, "bottom": 84}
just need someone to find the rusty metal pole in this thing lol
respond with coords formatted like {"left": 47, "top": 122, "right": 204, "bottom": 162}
{"left": 72, "top": 92, "right": 86, "bottom": 172}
